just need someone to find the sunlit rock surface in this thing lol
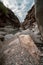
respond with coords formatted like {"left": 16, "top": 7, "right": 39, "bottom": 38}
{"left": 0, "top": 34, "right": 40, "bottom": 65}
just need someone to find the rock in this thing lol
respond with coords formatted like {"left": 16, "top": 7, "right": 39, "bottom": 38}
{"left": 0, "top": 2, "right": 20, "bottom": 28}
{"left": 0, "top": 4, "right": 21, "bottom": 40}
{"left": 0, "top": 34, "right": 41, "bottom": 65}
{"left": 35, "top": 0, "right": 43, "bottom": 39}
{"left": 4, "top": 28, "right": 15, "bottom": 33}
{"left": 0, "top": 31, "right": 6, "bottom": 35}
{"left": 4, "top": 34, "right": 14, "bottom": 41}
{"left": 0, "top": 35, "right": 4, "bottom": 41}
{"left": 19, "top": 35, "right": 41, "bottom": 64}
{"left": 4, "top": 27, "right": 19, "bottom": 34}
{"left": 17, "top": 28, "right": 43, "bottom": 44}
{"left": 22, "top": 5, "right": 36, "bottom": 29}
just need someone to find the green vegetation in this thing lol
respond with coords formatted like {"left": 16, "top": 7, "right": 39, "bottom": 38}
{"left": 0, "top": 2, "right": 8, "bottom": 15}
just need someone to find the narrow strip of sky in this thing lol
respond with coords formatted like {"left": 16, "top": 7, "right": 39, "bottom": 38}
{"left": 1, "top": 0, "right": 34, "bottom": 22}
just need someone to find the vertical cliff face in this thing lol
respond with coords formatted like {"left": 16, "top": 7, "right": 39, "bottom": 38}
{"left": 0, "top": 2, "right": 20, "bottom": 28}
{"left": 35, "top": 0, "right": 43, "bottom": 39}
{"left": 22, "top": 5, "right": 36, "bottom": 29}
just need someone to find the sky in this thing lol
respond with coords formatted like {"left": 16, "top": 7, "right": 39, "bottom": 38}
{"left": 0, "top": 0, "right": 34, "bottom": 22}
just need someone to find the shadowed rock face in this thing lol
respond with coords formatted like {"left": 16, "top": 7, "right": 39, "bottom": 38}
{"left": 35, "top": 0, "right": 43, "bottom": 39}
{"left": 0, "top": 34, "right": 40, "bottom": 65}
{"left": 22, "top": 5, "right": 36, "bottom": 29}
{"left": 0, "top": 2, "right": 20, "bottom": 28}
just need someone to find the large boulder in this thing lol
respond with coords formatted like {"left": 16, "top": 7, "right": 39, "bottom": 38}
{"left": 0, "top": 34, "right": 41, "bottom": 65}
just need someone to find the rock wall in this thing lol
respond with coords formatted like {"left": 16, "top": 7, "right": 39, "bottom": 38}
{"left": 35, "top": 0, "right": 43, "bottom": 39}
{"left": 22, "top": 5, "right": 36, "bottom": 29}
{"left": 0, "top": 2, "right": 20, "bottom": 28}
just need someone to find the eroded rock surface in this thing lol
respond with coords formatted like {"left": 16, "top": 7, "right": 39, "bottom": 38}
{"left": 0, "top": 34, "right": 40, "bottom": 65}
{"left": 22, "top": 5, "right": 36, "bottom": 29}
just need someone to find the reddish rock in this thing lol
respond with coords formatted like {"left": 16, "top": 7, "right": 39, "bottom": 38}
{"left": 22, "top": 5, "right": 36, "bottom": 29}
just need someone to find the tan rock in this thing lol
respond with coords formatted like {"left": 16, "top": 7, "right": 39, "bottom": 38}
{"left": 0, "top": 34, "right": 41, "bottom": 65}
{"left": 19, "top": 35, "right": 41, "bottom": 64}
